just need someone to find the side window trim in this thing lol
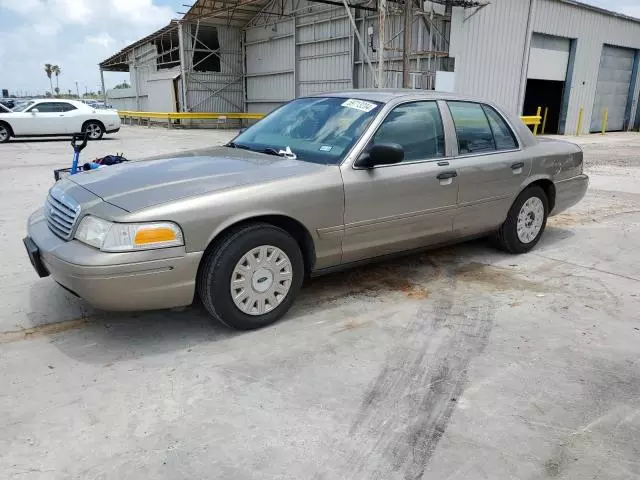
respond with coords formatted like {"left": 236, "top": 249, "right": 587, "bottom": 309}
{"left": 358, "top": 99, "right": 447, "bottom": 169}
{"left": 446, "top": 100, "right": 522, "bottom": 160}
{"left": 481, "top": 106, "right": 498, "bottom": 151}
{"left": 482, "top": 104, "right": 520, "bottom": 150}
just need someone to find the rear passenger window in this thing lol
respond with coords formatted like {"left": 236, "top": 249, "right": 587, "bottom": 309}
{"left": 372, "top": 101, "right": 445, "bottom": 162}
{"left": 59, "top": 102, "right": 77, "bottom": 112}
{"left": 483, "top": 105, "right": 518, "bottom": 150}
{"left": 447, "top": 101, "right": 495, "bottom": 154}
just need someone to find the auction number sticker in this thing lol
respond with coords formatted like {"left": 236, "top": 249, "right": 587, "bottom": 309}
{"left": 341, "top": 99, "right": 377, "bottom": 112}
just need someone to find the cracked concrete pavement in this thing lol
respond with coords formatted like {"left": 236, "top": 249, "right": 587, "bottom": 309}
{"left": 1, "top": 127, "right": 639, "bottom": 479}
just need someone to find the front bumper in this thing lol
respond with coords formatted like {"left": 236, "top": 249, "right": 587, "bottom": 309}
{"left": 551, "top": 174, "right": 589, "bottom": 216}
{"left": 26, "top": 210, "right": 203, "bottom": 311}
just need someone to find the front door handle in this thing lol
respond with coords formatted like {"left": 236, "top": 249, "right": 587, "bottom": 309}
{"left": 511, "top": 162, "right": 524, "bottom": 170}
{"left": 437, "top": 171, "right": 458, "bottom": 180}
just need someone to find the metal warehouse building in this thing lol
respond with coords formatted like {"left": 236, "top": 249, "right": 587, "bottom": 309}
{"left": 99, "top": 0, "right": 640, "bottom": 134}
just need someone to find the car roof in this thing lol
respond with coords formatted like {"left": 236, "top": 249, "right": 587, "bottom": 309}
{"left": 311, "top": 88, "right": 472, "bottom": 104}
{"left": 30, "top": 98, "right": 87, "bottom": 107}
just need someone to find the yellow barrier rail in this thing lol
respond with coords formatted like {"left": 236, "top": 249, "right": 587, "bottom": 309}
{"left": 120, "top": 110, "right": 543, "bottom": 133}
{"left": 118, "top": 110, "right": 265, "bottom": 127}
{"left": 520, "top": 114, "right": 542, "bottom": 133}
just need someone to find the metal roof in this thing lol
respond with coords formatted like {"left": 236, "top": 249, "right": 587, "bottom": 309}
{"left": 99, "top": 20, "right": 180, "bottom": 72}
{"left": 559, "top": 0, "right": 640, "bottom": 24}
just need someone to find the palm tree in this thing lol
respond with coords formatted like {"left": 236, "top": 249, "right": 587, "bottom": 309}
{"left": 52, "top": 65, "right": 61, "bottom": 97}
{"left": 44, "top": 64, "right": 54, "bottom": 96}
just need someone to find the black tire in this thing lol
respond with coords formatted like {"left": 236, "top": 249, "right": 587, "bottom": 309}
{"left": 197, "top": 223, "right": 304, "bottom": 330}
{"left": 82, "top": 121, "right": 104, "bottom": 140}
{"left": 0, "top": 122, "right": 11, "bottom": 143}
{"left": 494, "top": 185, "right": 548, "bottom": 254}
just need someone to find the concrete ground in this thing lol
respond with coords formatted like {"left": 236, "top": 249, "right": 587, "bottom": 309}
{"left": 1, "top": 127, "right": 639, "bottom": 480}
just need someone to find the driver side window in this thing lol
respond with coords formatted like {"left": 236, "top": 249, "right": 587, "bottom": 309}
{"left": 28, "top": 103, "right": 58, "bottom": 113}
{"left": 372, "top": 101, "right": 445, "bottom": 162}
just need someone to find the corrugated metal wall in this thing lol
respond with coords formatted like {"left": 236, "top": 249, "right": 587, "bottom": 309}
{"left": 533, "top": 0, "right": 640, "bottom": 133}
{"left": 245, "top": 1, "right": 354, "bottom": 113}
{"left": 245, "top": 18, "right": 295, "bottom": 113}
{"left": 183, "top": 24, "right": 244, "bottom": 112}
{"left": 449, "top": 0, "right": 640, "bottom": 133}
{"left": 448, "top": 0, "right": 531, "bottom": 115}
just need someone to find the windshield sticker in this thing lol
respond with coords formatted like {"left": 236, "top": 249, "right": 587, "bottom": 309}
{"left": 341, "top": 99, "right": 377, "bottom": 113}
{"left": 319, "top": 145, "right": 333, "bottom": 152}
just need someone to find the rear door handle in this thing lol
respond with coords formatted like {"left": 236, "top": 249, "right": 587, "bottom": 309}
{"left": 511, "top": 162, "right": 524, "bottom": 170}
{"left": 437, "top": 171, "right": 458, "bottom": 180}
{"left": 437, "top": 161, "right": 450, "bottom": 166}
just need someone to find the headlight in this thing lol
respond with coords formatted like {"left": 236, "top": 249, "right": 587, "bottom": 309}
{"left": 74, "top": 216, "right": 184, "bottom": 252}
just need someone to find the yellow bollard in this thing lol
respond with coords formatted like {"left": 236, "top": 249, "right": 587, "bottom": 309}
{"left": 533, "top": 106, "right": 542, "bottom": 136}
{"left": 576, "top": 107, "right": 584, "bottom": 136}
{"left": 542, "top": 107, "right": 549, "bottom": 135}
{"left": 601, "top": 108, "right": 608, "bottom": 135}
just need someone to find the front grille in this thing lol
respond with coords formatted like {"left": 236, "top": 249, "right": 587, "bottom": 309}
{"left": 45, "top": 189, "right": 80, "bottom": 240}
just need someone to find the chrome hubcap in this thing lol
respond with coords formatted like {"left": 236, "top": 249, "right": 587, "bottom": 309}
{"left": 0, "top": 126, "right": 8, "bottom": 141}
{"left": 230, "top": 245, "right": 293, "bottom": 316}
{"left": 86, "top": 124, "right": 102, "bottom": 139}
{"left": 517, "top": 197, "right": 545, "bottom": 244}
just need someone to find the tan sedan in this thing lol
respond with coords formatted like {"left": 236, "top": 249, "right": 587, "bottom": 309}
{"left": 25, "top": 90, "right": 588, "bottom": 329}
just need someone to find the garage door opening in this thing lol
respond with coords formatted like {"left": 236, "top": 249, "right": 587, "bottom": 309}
{"left": 523, "top": 79, "right": 565, "bottom": 134}
{"left": 523, "top": 33, "right": 572, "bottom": 134}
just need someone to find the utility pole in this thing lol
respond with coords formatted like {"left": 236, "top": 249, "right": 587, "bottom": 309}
{"left": 377, "top": 0, "right": 386, "bottom": 88}
{"left": 75, "top": 81, "right": 80, "bottom": 98}
{"left": 403, "top": 0, "right": 413, "bottom": 88}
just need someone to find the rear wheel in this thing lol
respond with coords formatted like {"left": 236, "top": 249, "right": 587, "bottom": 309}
{"left": 197, "top": 223, "right": 304, "bottom": 330}
{"left": 0, "top": 123, "right": 11, "bottom": 143}
{"left": 494, "top": 185, "right": 548, "bottom": 254}
{"left": 83, "top": 121, "right": 104, "bottom": 140}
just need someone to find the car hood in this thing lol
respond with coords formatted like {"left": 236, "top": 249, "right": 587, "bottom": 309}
{"left": 68, "top": 146, "right": 327, "bottom": 212}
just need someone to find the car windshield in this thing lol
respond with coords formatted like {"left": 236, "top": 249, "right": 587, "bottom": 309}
{"left": 229, "top": 97, "right": 382, "bottom": 165}
{"left": 12, "top": 101, "right": 35, "bottom": 112}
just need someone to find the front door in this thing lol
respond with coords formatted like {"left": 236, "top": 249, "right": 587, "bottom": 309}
{"left": 340, "top": 100, "right": 458, "bottom": 264}
{"left": 444, "top": 101, "right": 532, "bottom": 235}
{"left": 23, "top": 102, "right": 69, "bottom": 135}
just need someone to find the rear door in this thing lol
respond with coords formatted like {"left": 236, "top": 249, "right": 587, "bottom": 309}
{"left": 23, "top": 102, "right": 68, "bottom": 135}
{"left": 444, "top": 101, "right": 532, "bottom": 236}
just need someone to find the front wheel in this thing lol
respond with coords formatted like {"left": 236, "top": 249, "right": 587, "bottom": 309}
{"left": 494, "top": 185, "right": 548, "bottom": 254}
{"left": 83, "top": 121, "right": 104, "bottom": 140}
{"left": 197, "top": 223, "right": 304, "bottom": 330}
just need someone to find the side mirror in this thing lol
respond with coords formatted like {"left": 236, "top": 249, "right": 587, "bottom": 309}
{"left": 238, "top": 127, "right": 247, "bottom": 134}
{"left": 31, "top": 109, "right": 39, "bottom": 114}
{"left": 355, "top": 143, "right": 404, "bottom": 169}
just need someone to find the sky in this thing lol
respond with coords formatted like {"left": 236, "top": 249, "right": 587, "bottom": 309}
{"left": 1, "top": 0, "right": 639, "bottom": 97}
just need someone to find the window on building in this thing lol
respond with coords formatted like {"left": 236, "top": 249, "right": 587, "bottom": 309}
{"left": 447, "top": 101, "right": 496, "bottom": 154}
{"left": 482, "top": 105, "right": 518, "bottom": 150}
{"left": 192, "top": 25, "right": 221, "bottom": 72}
{"left": 372, "top": 101, "right": 445, "bottom": 162}
{"left": 155, "top": 30, "right": 180, "bottom": 71}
